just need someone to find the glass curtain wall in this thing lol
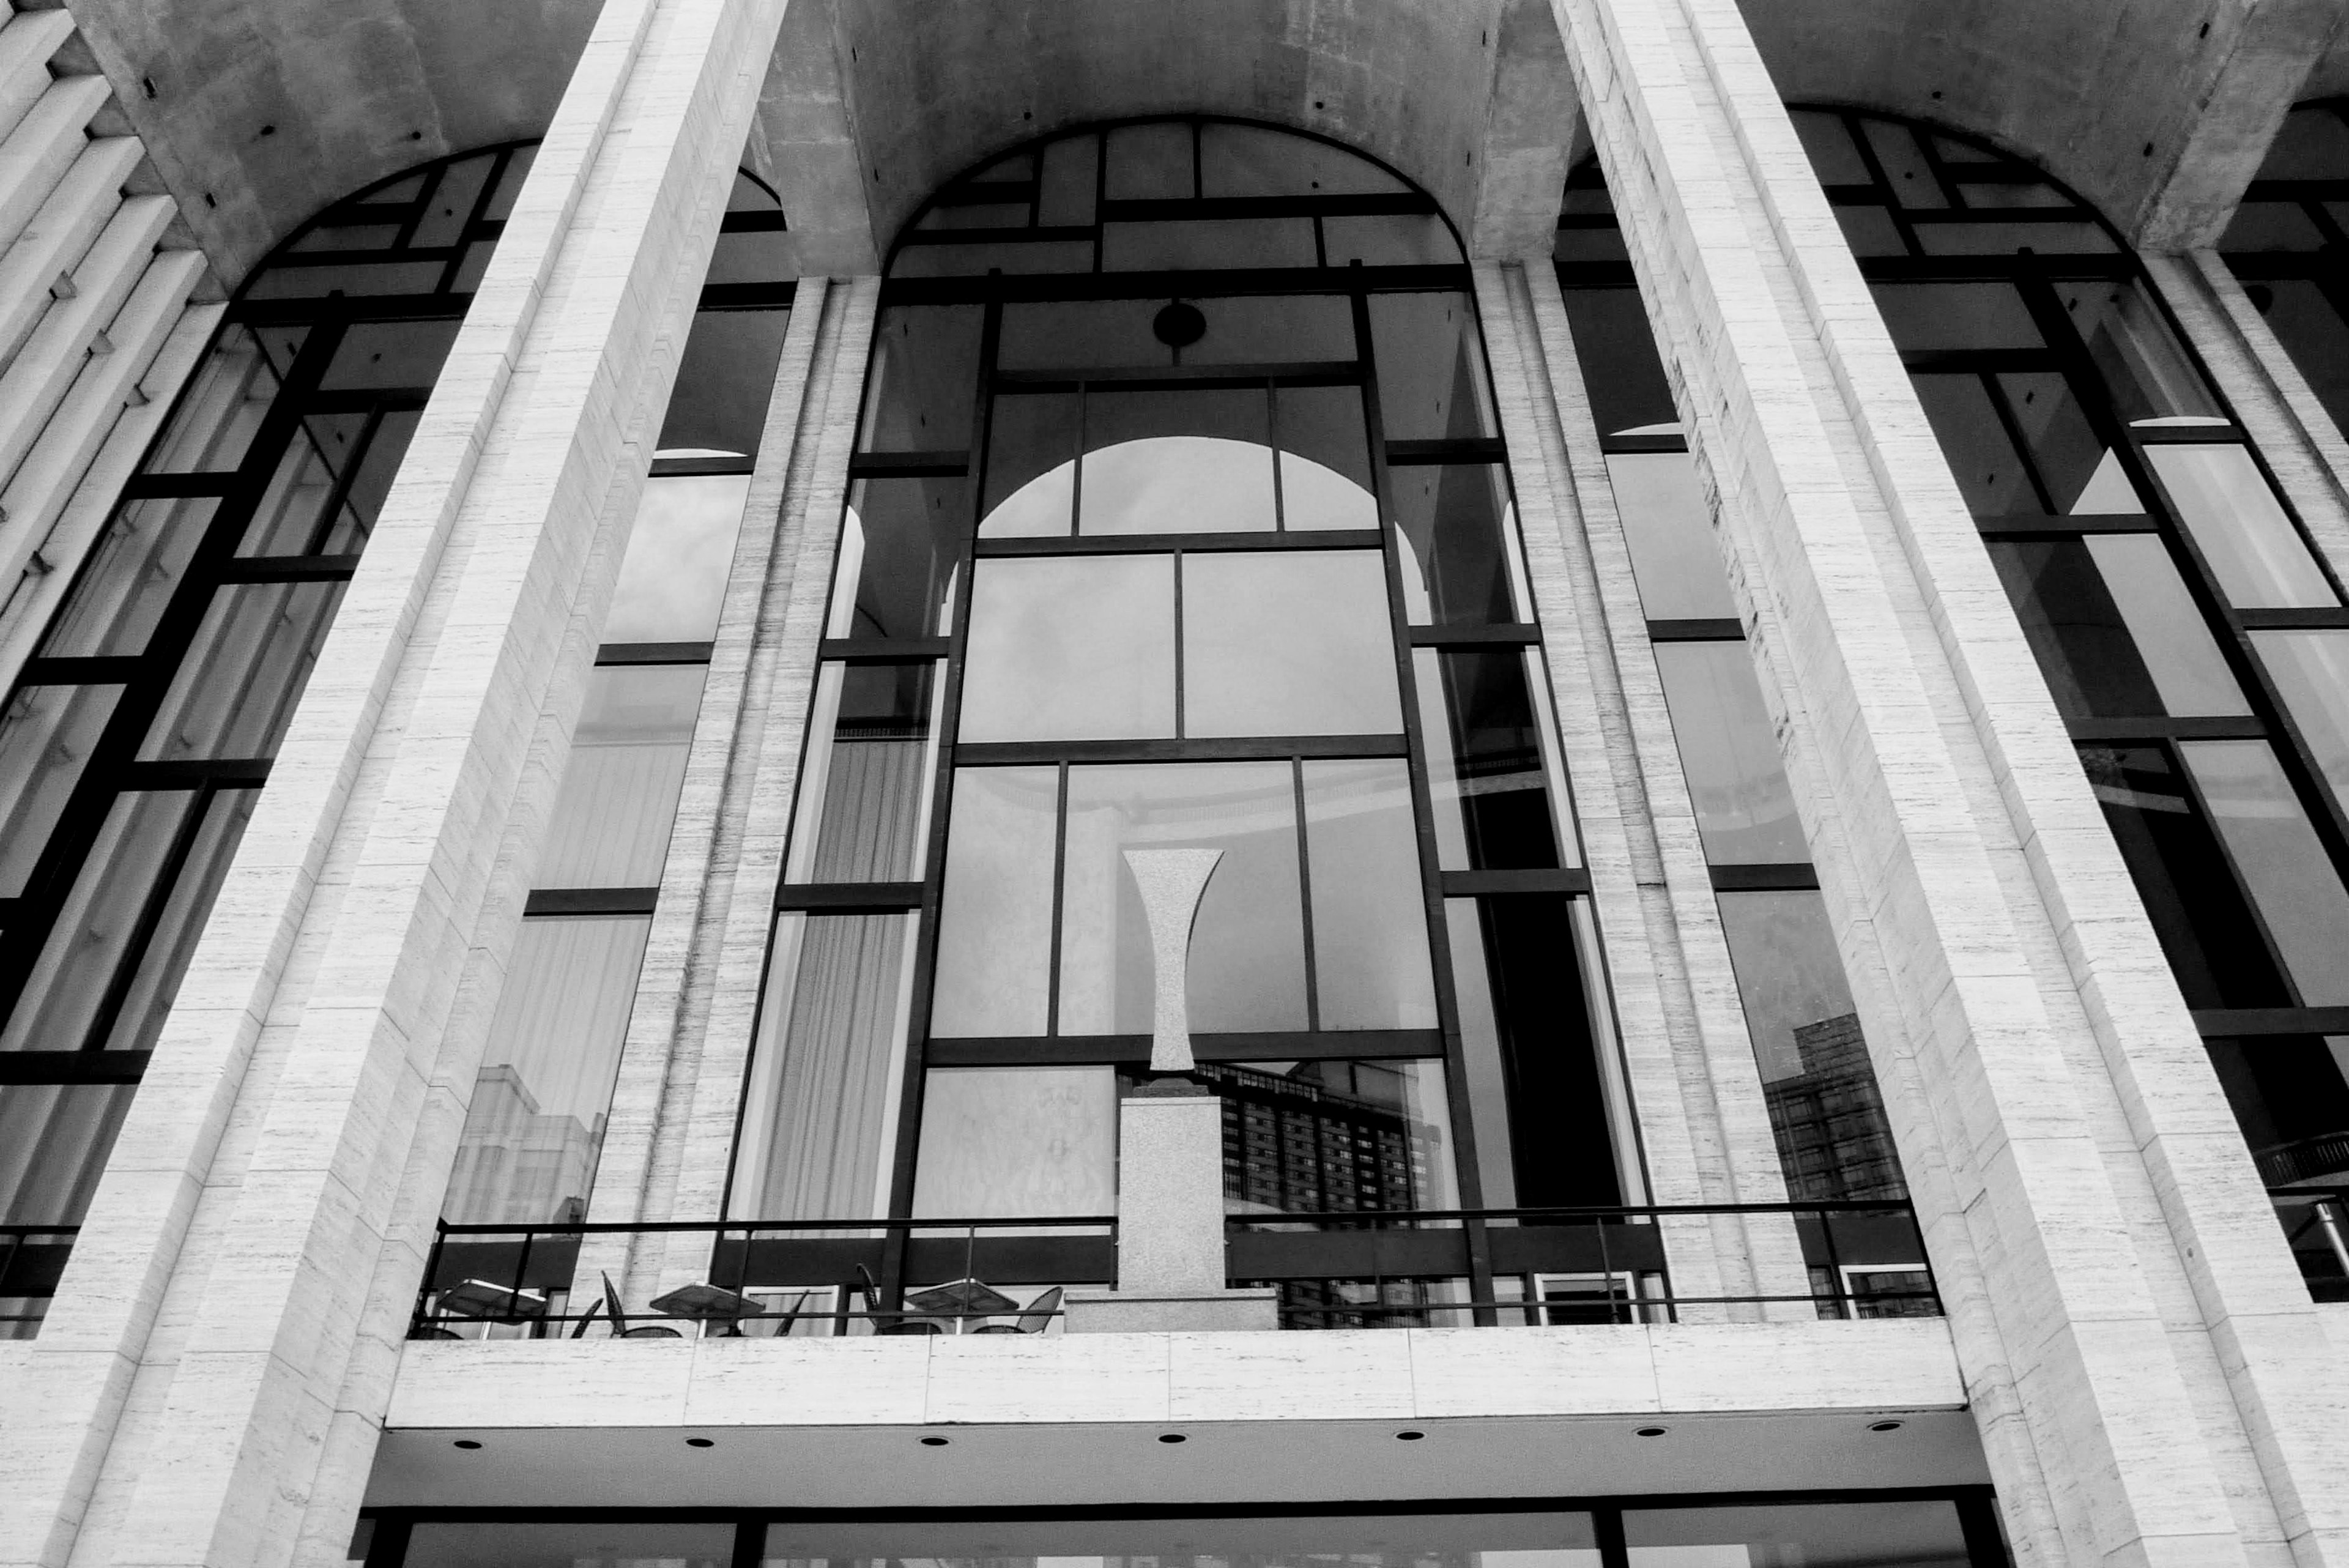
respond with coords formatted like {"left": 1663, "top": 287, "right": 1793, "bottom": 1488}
{"left": 355, "top": 1495, "right": 2006, "bottom": 1568}
{"left": 0, "top": 144, "right": 540, "bottom": 1334}
{"left": 1554, "top": 167, "right": 1915, "bottom": 1237}
{"left": 2219, "top": 101, "right": 2349, "bottom": 437}
{"left": 729, "top": 121, "right": 1635, "bottom": 1296}
{"left": 440, "top": 173, "right": 792, "bottom": 1228}
{"left": 1791, "top": 109, "right": 2349, "bottom": 1235}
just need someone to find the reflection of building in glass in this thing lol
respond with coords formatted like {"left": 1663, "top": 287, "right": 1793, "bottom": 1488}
{"left": 443, "top": 1067, "right": 602, "bottom": 1226}
{"left": 1761, "top": 1013, "right": 1908, "bottom": 1203}
{"left": 1209, "top": 1061, "right": 1424, "bottom": 1216}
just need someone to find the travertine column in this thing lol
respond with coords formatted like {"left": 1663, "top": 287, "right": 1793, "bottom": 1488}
{"left": 1553, "top": 1, "right": 2349, "bottom": 1566}
{"left": 0, "top": 2, "right": 790, "bottom": 1565}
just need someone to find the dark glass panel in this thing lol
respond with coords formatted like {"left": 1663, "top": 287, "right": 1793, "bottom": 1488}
{"left": 1323, "top": 213, "right": 1455, "bottom": 267}
{"left": 1181, "top": 294, "right": 1356, "bottom": 366}
{"left": 732, "top": 910, "right": 920, "bottom": 1221}
{"left": 859, "top": 305, "right": 983, "bottom": 452}
{"left": 319, "top": 319, "right": 463, "bottom": 390}
{"left": 1716, "top": 890, "right": 1907, "bottom": 1201}
{"left": 1560, "top": 288, "right": 1677, "bottom": 437}
{"left": 2205, "top": 1035, "right": 2349, "bottom": 1187}
{"left": 2080, "top": 743, "right": 2290, "bottom": 1008}
{"left": 2057, "top": 278, "right": 2223, "bottom": 423}
{"left": 1860, "top": 120, "right": 1948, "bottom": 209}
{"left": 482, "top": 146, "right": 536, "bottom": 220}
{"left": 2220, "top": 201, "right": 2328, "bottom": 251}
{"left": 838, "top": 475, "right": 965, "bottom": 639}
{"left": 1080, "top": 387, "right": 1275, "bottom": 535}
{"left": 918, "top": 200, "right": 1030, "bottom": 232}
{"left": 1790, "top": 110, "right": 1872, "bottom": 184}
{"left": 288, "top": 222, "right": 403, "bottom": 254}
{"left": 959, "top": 554, "right": 1176, "bottom": 741}
{"left": 979, "top": 390, "right": 1078, "bottom": 537}
{"left": 536, "top": 664, "right": 704, "bottom": 888}
{"left": 1057, "top": 760, "right": 1308, "bottom": 1035}
{"left": 329, "top": 407, "right": 421, "bottom": 544}
{"left": 404, "top": 1520, "right": 733, "bottom": 1568}
{"left": 1999, "top": 371, "right": 2143, "bottom": 514}
{"left": 2181, "top": 740, "right": 2349, "bottom": 1005}
{"left": 965, "top": 150, "right": 1036, "bottom": 185}
{"left": 1368, "top": 292, "right": 1495, "bottom": 440}
{"left": 1652, "top": 640, "right": 1808, "bottom": 864}
{"left": 912, "top": 1064, "right": 1116, "bottom": 1217}
{"left": 1554, "top": 221, "right": 1634, "bottom": 262}
{"left": 243, "top": 261, "right": 447, "bottom": 300}
{"left": 1832, "top": 206, "right": 1908, "bottom": 257}
{"left": 1605, "top": 452, "right": 1735, "bottom": 621}
{"left": 1917, "top": 221, "right": 2115, "bottom": 255}
{"left": 2147, "top": 444, "right": 2337, "bottom": 608}
{"left": 1182, "top": 550, "right": 1401, "bottom": 738}
{"left": 1389, "top": 462, "right": 1523, "bottom": 626}
{"left": 1274, "top": 384, "right": 1376, "bottom": 531}
{"left": 443, "top": 913, "right": 651, "bottom": 1225}
{"left": 1448, "top": 893, "right": 1620, "bottom": 1207}
{"left": 784, "top": 661, "right": 939, "bottom": 884}
{"left": 1625, "top": 1501, "right": 1969, "bottom": 1568}
{"left": 410, "top": 155, "right": 493, "bottom": 247}
{"left": 1100, "top": 218, "right": 1316, "bottom": 270}
{"left": 0, "top": 684, "right": 120, "bottom": 899}
{"left": 235, "top": 427, "right": 348, "bottom": 555}
{"left": 2254, "top": 104, "right": 2349, "bottom": 179}
{"left": 658, "top": 307, "right": 791, "bottom": 456}
{"left": 38, "top": 497, "right": 217, "bottom": 656}
{"left": 1104, "top": 122, "right": 1193, "bottom": 199}
{"left": 1416, "top": 648, "right": 1564, "bottom": 871}
{"left": 0, "top": 1083, "right": 136, "bottom": 1225}
{"left": 1301, "top": 759, "right": 1437, "bottom": 1030}
{"left": 2241, "top": 278, "right": 2349, "bottom": 436}
{"left": 145, "top": 325, "right": 279, "bottom": 473}
{"left": 997, "top": 300, "right": 1167, "bottom": 371}
{"left": 138, "top": 580, "right": 347, "bottom": 761}
{"left": 889, "top": 240, "right": 1096, "bottom": 278}
{"left": 1200, "top": 122, "right": 1409, "bottom": 197}
{"left": 1037, "top": 133, "right": 1099, "bottom": 228}
{"left": 1211, "top": 1057, "right": 1458, "bottom": 1215}
{"left": 604, "top": 473, "right": 751, "bottom": 644}
{"left": 86, "top": 787, "right": 256, "bottom": 1056}
{"left": 1987, "top": 536, "right": 2248, "bottom": 719}
{"left": 930, "top": 767, "right": 1058, "bottom": 1037}
{"left": 1907, "top": 374, "right": 2043, "bottom": 518}
{"left": 1869, "top": 281, "right": 2041, "bottom": 351}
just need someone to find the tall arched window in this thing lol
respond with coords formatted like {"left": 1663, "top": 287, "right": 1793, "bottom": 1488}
{"left": 730, "top": 123, "right": 1636, "bottom": 1303}
{"left": 1789, "top": 109, "right": 2349, "bottom": 1222}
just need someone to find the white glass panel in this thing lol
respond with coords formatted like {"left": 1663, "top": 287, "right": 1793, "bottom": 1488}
{"left": 1301, "top": 760, "right": 1437, "bottom": 1029}
{"left": 783, "top": 661, "right": 942, "bottom": 883}
{"left": 959, "top": 555, "right": 1176, "bottom": 741}
{"left": 2147, "top": 445, "right": 2337, "bottom": 608}
{"left": 2084, "top": 534, "right": 2252, "bottom": 715}
{"left": 911, "top": 1066, "right": 1116, "bottom": 1217}
{"left": 1181, "top": 551, "right": 1401, "bottom": 737}
{"left": 2182, "top": 740, "right": 2349, "bottom": 1005}
{"left": 929, "top": 767, "right": 1059, "bottom": 1035}
{"left": 1081, "top": 437, "right": 1275, "bottom": 534}
{"left": 535, "top": 664, "right": 703, "bottom": 888}
{"left": 2254, "top": 629, "right": 2349, "bottom": 819}
{"left": 1604, "top": 453, "right": 1737, "bottom": 622}
{"left": 1715, "top": 891, "right": 1858, "bottom": 1084}
{"left": 605, "top": 473, "right": 752, "bottom": 643}
{"left": 1652, "top": 642, "right": 1807, "bottom": 863}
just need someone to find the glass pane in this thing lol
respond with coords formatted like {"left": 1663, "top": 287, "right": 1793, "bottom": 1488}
{"left": 1301, "top": 759, "right": 1436, "bottom": 1030}
{"left": 1832, "top": 205, "right": 1908, "bottom": 258}
{"left": 859, "top": 305, "right": 983, "bottom": 452}
{"left": 998, "top": 300, "right": 1170, "bottom": 372}
{"left": 891, "top": 239, "right": 1096, "bottom": 279}
{"left": 2254, "top": 629, "right": 2349, "bottom": 820}
{"left": 838, "top": 475, "right": 965, "bottom": 638}
{"left": 1181, "top": 551, "right": 1401, "bottom": 738}
{"left": 1416, "top": 648, "right": 1565, "bottom": 871}
{"left": 1323, "top": 213, "right": 1456, "bottom": 267}
{"left": 1212, "top": 1057, "right": 1457, "bottom": 1213}
{"left": 730, "top": 912, "right": 918, "bottom": 1221}
{"left": 0, "top": 684, "right": 121, "bottom": 899}
{"left": 1369, "top": 292, "right": 1496, "bottom": 440}
{"left": 1986, "top": 536, "right": 2249, "bottom": 719}
{"left": 1869, "top": 281, "right": 2040, "bottom": 351}
{"left": 411, "top": 155, "right": 494, "bottom": 247}
{"left": 1909, "top": 374, "right": 2042, "bottom": 519}
{"left": 1861, "top": 121, "right": 1947, "bottom": 208}
{"left": 2218, "top": 201, "right": 2327, "bottom": 251}
{"left": 1199, "top": 122, "right": 1409, "bottom": 197}
{"left": 1626, "top": 1501, "right": 1970, "bottom": 1568}
{"left": 404, "top": 1521, "right": 734, "bottom": 1568}
{"left": 784, "top": 661, "right": 941, "bottom": 884}
{"left": 442, "top": 914, "right": 651, "bottom": 1225}
{"left": 0, "top": 1083, "right": 135, "bottom": 1225}
{"left": 912, "top": 1066, "right": 1116, "bottom": 1217}
{"left": 1605, "top": 452, "right": 1735, "bottom": 621}
{"left": 1562, "top": 288, "right": 1677, "bottom": 439}
{"left": 1105, "top": 122, "right": 1193, "bottom": 199}
{"left": 1446, "top": 894, "right": 1621, "bottom": 1209}
{"left": 1100, "top": 218, "right": 1316, "bottom": 270}
{"left": 959, "top": 555, "right": 1176, "bottom": 741}
{"left": 1791, "top": 110, "right": 1872, "bottom": 184}
{"left": 1183, "top": 295, "right": 1357, "bottom": 366}
{"left": 319, "top": 319, "right": 462, "bottom": 391}
{"left": 147, "top": 325, "right": 280, "bottom": 473}
{"left": 657, "top": 308, "right": 791, "bottom": 457}
{"left": 705, "top": 225, "right": 792, "bottom": 284}
{"left": 2241, "top": 278, "right": 2349, "bottom": 437}
{"left": 2058, "top": 279, "right": 2222, "bottom": 423}
{"left": 1999, "top": 372, "right": 2143, "bottom": 515}
{"left": 1652, "top": 641, "right": 1808, "bottom": 863}
{"left": 2204, "top": 1034, "right": 2349, "bottom": 1186}
{"left": 39, "top": 497, "right": 217, "bottom": 657}
{"left": 1058, "top": 761, "right": 1308, "bottom": 1035}
{"left": 233, "top": 435, "right": 342, "bottom": 556}
{"left": 536, "top": 664, "right": 703, "bottom": 888}
{"left": 2147, "top": 444, "right": 2337, "bottom": 608}
{"left": 604, "top": 474, "right": 751, "bottom": 644}
{"left": 2080, "top": 744, "right": 2290, "bottom": 1008}
{"left": 979, "top": 391, "right": 1077, "bottom": 537}
{"left": 1390, "top": 463, "right": 1526, "bottom": 625}
{"left": 2181, "top": 740, "right": 2349, "bottom": 1006}
{"left": 1080, "top": 388, "right": 1275, "bottom": 535}
{"left": 1037, "top": 134, "right": 1097, "bottom": 227}
{"left": 1715, "top": 891, "right": 1906, "bottom": 1200}
{"left": 929, "top": 767, "right": 1058, "bottom": 1036}
{"left": 1274, "top": 384, "right": 1376, "bottom": 531}
{"left": 138, "top": 581, "right": 347, "bottom": 761}
{"left": 83, "top": 787, "right": 256, "bottom": 1055}
{"left": 1918, "top": 221, "right": 2116, "bottom": 255}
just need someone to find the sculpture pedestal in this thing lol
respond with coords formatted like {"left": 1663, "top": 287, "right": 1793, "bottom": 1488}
{"left": 1064, "top": 1082, "right": 1278, "bottom": 1334}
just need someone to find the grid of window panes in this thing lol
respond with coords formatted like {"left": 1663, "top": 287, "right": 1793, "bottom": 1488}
{"left": 2219, "top": 100, "right": 2349, "bottom": 439}
{"left": 351, "top": 1493, "right": 2008, "bottom": 1568}
{"left": 729, "top": 122, "right": 1635, "bottom": 1323}
{"left": 1556, "top": 165, "right": 1917, "bottom": 1271}
{"left": 1793, "top": 108, "right": 2349, "bottom": 1219}
{"left": 0, "top": 144, "right": 542, "bottom": 1336}
{"left": 435, "top": 175, "right": 791, "bottom": 1245}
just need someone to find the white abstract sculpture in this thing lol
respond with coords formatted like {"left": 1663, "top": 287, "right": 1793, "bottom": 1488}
{"left": 1121, "top": 847, "right": 1223, "bottom": 1073}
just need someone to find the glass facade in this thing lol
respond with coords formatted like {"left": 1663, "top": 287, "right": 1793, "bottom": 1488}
{"left": 730, "top": 122, "right": 1636, "bottom": 1310}
{"left": 2220, "top": 101, "right": 2349, "bottom": 438}
{"left": 1792, "top": 110, "right": 2349, "bottom": 1227}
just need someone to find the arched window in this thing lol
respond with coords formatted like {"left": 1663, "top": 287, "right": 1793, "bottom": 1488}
{"left": 730, "top": 122, "right": 1636, "bottom": 1318}
{"left": 2220, "top": 101, "right": 2349, "bottom": 437}
{"left": 1787, "top": 108, "right": 2349, "bottom": 1212}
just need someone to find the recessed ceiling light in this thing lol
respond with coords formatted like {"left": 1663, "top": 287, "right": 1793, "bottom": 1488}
{"left": 920, "top": 1436, "right": 949, "bottom": 1447}
{"left": 452, "top": 1440, "right": 481, "bottom": 1451}
{"left": 1158, "top": 1433, "right": 1189, "bottom": 1444}
{"left": 1869, "top": 1419, "right": 1904, "bottom": 1433}
{"left": 1396, "top": 1430, "right": 1425, "bottom": 1441}
{"left": 1635, "top": 1426, "right": 1668, "bottom": 1438}
{"left": 686, "top": 1437, "right": 715, "bottom": 1448}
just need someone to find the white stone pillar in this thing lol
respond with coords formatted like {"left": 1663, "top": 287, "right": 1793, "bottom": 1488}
{"left": 0, "top": 1, "right": 792, "bottom": 1565}
{"left": 1553, "top": 1, "right": 2349, "bottom": 1566}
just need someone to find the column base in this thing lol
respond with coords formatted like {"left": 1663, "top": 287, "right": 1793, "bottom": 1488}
{"left": 1062, "top": 1287, "right": 1280, "bottom": 1333}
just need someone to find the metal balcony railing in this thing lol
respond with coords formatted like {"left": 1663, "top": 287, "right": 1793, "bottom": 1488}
{"left": 2271, "top": 1186, "right": 2349, "bottom": 1302}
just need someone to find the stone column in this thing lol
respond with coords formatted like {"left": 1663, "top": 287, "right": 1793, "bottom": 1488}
{"left": 0, "top": 2, "right": 791, "bottom": 1565}
{"left": 1551, "top": 1, "right": 2349, "bottom": 1566}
